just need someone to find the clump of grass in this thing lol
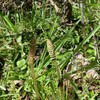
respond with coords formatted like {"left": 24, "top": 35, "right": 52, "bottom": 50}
{"left": 45, "top": 39, "right": 64, "bottom": 100}
{"left": 28, "top": 37, "right": 40, "bottom": 100}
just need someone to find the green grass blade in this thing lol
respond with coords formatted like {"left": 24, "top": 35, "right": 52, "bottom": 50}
{"left": 63, "top": 73, "right": 82, "bottom": 100}
{"left": 55, "top": 19, "right": 81, "bottom": 52}
{"left": 40, "top": 19, "right": 81, "bottom": 68}
{"left": 36, "top": 20, "right": 82, "bottom": 78}
{"left": 60, "top": 25, "right": 100, "bottom": 70}
{"left": 0, "top": 12, "right": 10, "bottom": 29}
{"left": 3, "top": 16, "right": 18, "bottom": 33}
{"left": 48, "top": 17, "right": 58, "bottom": 39}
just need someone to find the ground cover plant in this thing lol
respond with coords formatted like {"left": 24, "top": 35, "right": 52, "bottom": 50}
{"left": 0, "top": 0, "right": 100, "bottom": 100}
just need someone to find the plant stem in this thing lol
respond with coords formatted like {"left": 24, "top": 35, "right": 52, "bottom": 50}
{"left": 31, "top": 64, "right": 40, "bottom": 100}
{"left": 53, "top": 60, "right": 64, "bottom": 100}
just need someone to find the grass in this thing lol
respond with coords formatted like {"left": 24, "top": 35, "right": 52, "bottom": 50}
{"left": 0, "top": 1, "right": 100, "bottom": 100}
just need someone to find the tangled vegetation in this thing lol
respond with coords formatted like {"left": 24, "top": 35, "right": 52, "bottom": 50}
{"left": 0, "top": 0, "right": 100, "bottom": 100}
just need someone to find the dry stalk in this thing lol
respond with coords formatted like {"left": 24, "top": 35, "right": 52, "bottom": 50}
{"left": 28, "top": 37, "right": 40, "bottom": 100}
{"left": 45, "top": 39, "right": 64, "bottom": 100}
{"left": 48, "top": 0, "right": 59, "bottom": 13}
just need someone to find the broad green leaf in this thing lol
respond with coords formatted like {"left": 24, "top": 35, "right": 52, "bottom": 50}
{"left": 17, "top": 59, "right": 26, "bottom": 67}
{"left": 16, "top": 35, "right": 22, "bottom": 43}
